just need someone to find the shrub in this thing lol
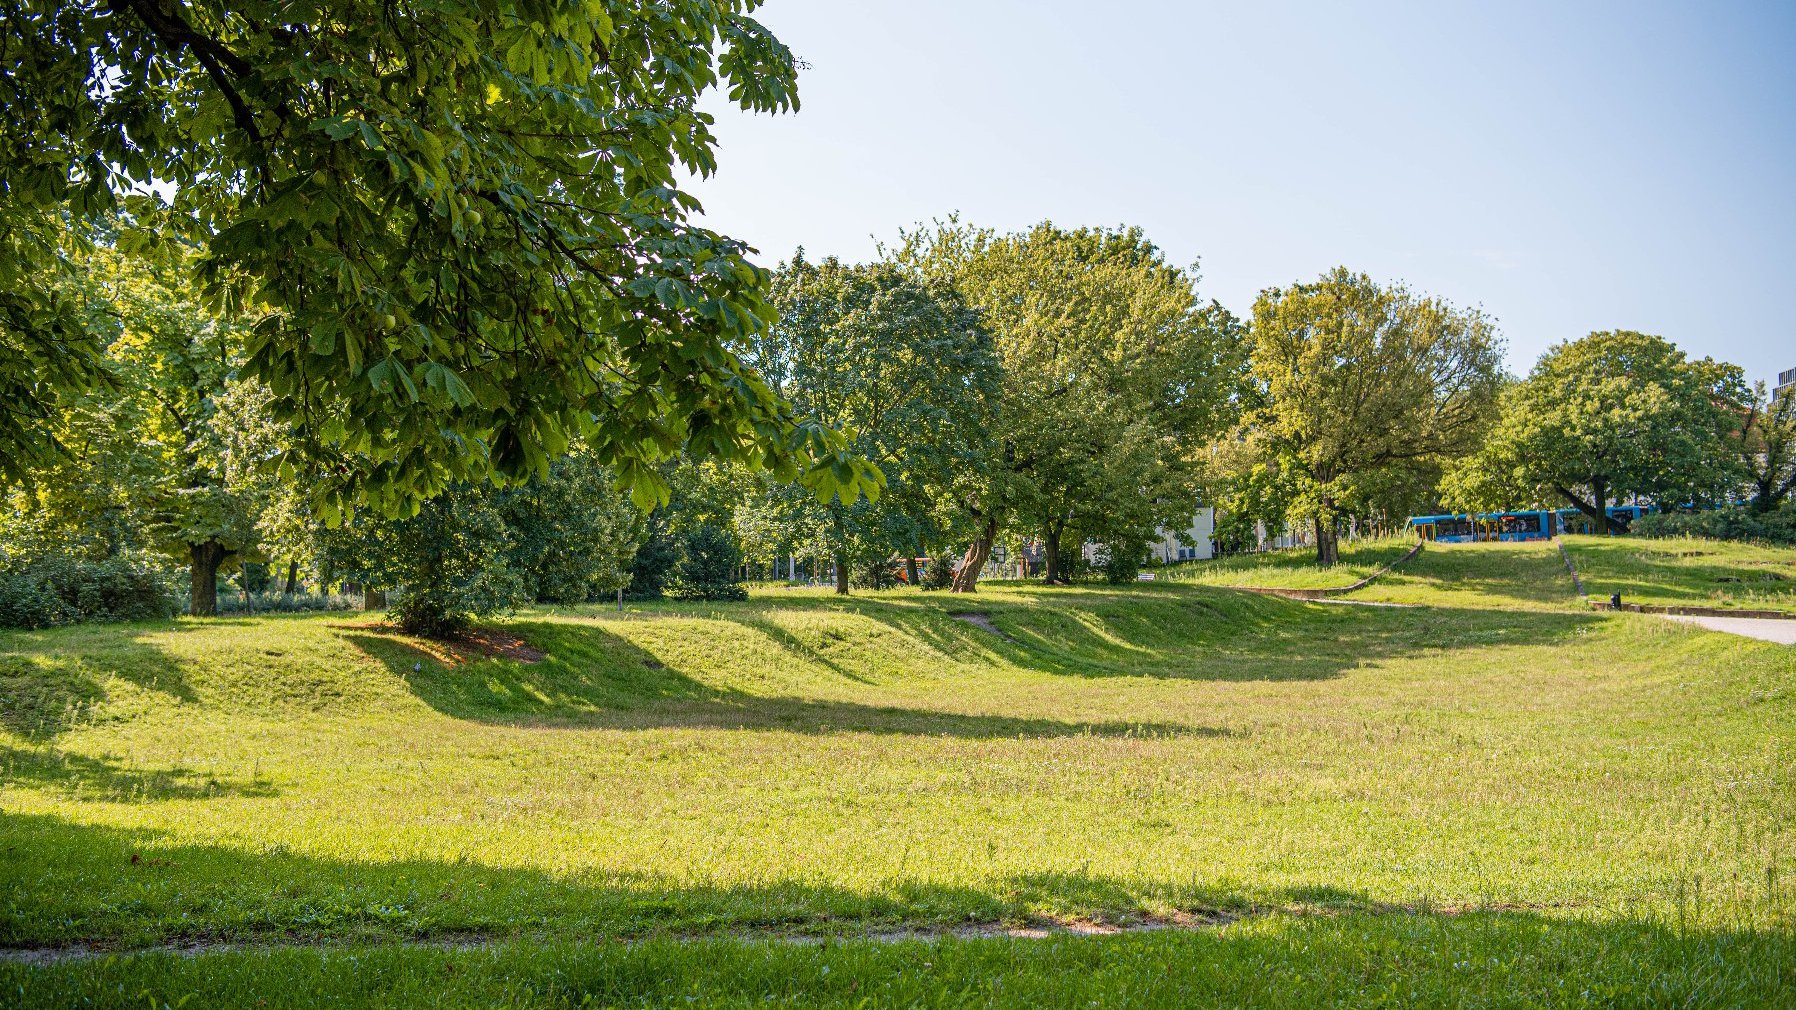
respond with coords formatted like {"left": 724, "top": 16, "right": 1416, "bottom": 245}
{"left": 853, "top": 556, "right": 902, "bottom": 590}
{"left": 317, "top": 486, "right": 530, "bottom": 638}
{"left": 1098, "top": 541, "right": 1146, "bottom": 585}
{"left": 625, "top": 514, "right": 683, "bottom": 601}
{"left": 1631, "top": 508, "right": 1796, "bottom": 546}
{"left": 920, "top": 553, "right": 956, "bottom": 591}
{"left": 0, "top": 553, "right": 179, "bottom": 629}
{"left": 215, "top": 590, "right": 363, "bottom": 615}
{"left": 668, "top": 523, "right": 747, "bottom": 601}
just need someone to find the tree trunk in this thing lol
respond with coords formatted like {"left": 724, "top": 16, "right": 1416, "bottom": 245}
{"left": 189, "top": 541, "right": 226, "bottom": 617}
{"left": 1314, "top": 516, "right": 1340, "bottom": 567}
{"left": 951, "top": 517, "right": 999, "bottom": 593}
{"left": 283, "top": 560, "right": 300, "bottom": 595}
{"left": 1041, "top": 519, "right": 1068, "bottom": 585}
{"left": 364, "top": 589, "right": 387, "bottom": 610}
{"left": 1592, "top": 476, "right": 1610, "bottom": 535}
{"left": 905, "top": 548, "right": 920, "bottom": 588}
{"left": 830, "top": 510, "right": 850, "bottom": 595}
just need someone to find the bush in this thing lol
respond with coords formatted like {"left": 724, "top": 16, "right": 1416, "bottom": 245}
{"left": 667, "top": 523, "right": 747, "bottom": 601}
{"left": 852, "top": 556, "right": 902, "bottom": 590}
{"left": 625, "top": 513, "right": 682, "bottom": 601}
{"left": 215, "top": 590, "right": 363, "bottom": 615}
{"left": 920, "top": 553, "right": 956, "bottom": 591}
{"left": 1098, "top": 541, "right": 1146, "bottom": 585}
{"left": 317, "top": 486, "right": 530, "bottom": 638}
{"left": 0, "top": 553, "right": 179, "bottom": 629}
{"left": 1631, "top": 508, "right": 1796, "bottom": 546}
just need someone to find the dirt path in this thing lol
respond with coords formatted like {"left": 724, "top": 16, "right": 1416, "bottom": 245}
{"left": 0, "top": 914, "right": 1235, "bottom": 966}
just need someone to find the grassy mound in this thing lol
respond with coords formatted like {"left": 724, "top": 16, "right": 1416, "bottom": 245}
{"left": 1563, "top": 534, "right": 1796, "bottom": 613}
{"left": 1160, "top": 535, "right": 1415, "bottom": 589}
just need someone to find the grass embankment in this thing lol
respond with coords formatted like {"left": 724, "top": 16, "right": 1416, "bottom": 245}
{"left": 3, "top": 541, "right": 1793, "bottom": 1006}
{"left": 1562, "top": 534, "right": 1796, "bottom": 613}
{"left": 1162, "top": 535, "right": 1415, "bottom": 589}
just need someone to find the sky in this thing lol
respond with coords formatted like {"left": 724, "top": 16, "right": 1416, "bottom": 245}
{"left": 685, "top": 0, "right": 1796, "bottom": 384}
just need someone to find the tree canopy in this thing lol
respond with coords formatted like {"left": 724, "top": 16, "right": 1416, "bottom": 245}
{"left": 1227, "top": 268, "right": 1503, "bottom": 565}
{"left": 901, "top": 221, "right": 1245, "bottom": 589}
{"left": 1441, "top": 330, "right": 1744, "bottom": 531}
{"left": 2, "top": 0, "right": 877, "bottom": 513}
{"left": 745, "top": 254, "right": 996, "bottom": 593}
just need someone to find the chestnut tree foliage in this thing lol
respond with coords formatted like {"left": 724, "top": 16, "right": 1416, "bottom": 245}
{"left": 1, "top": 0, "right": 877, "bottom": 513}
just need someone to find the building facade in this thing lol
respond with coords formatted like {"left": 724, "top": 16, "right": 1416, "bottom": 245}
{"left": 1149, "top": 508, "right": 1217, "bottom": 563}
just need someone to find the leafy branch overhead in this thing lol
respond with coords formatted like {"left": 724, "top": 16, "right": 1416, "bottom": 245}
{"left": 2, "top": 0, "right": 879, "bottom": 512}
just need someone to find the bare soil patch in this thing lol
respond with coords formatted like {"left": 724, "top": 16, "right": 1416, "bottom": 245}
{"left": 328, "top": 623, "right": 545, "bottom": 664}
{"left": 949, "top": 612, "right": 1016, "bottom": 642}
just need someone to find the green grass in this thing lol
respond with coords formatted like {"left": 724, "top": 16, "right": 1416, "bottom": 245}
{"left": 1161, "top": 534, "right": 1416, "bottom": 589}
{"left": 8, "top": 919, "right": 1793, "bottom": 1009}
{"left": 3, "top": 542, "right": 1793, "bottom": 1005}
{"left": 1562, "top": 534, "right": 1796, "bottom": 613}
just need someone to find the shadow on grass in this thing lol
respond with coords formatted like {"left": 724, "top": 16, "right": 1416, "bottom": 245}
{"left": 0, "top": 623, "right": 196, "bottom": 742}
{"left": 340, "top": 627, "right": 1214, "bottom": 739}
{"left": 334, "top": 581, "right": 1602, "bottom": 729}
{"left": 1559, "top": 540, "right": 1796, "bottom": 612}
{"left": 4, "top": 808, "right": 1791, "bottom": 1010}
{"left": 1349, "top": 542, "right": 1581, "bottom": 609}
{"left": 0, "top": 745, "right": 279, "bottom": 803}
{"left": 0, "top": 810, "right": 1237, "bottom": 949}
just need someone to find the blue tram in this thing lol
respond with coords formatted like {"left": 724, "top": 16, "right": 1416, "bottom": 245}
{"left": 1408, "top": 510, "right": 1560, "bottom": 543}
{"left": 1409, "top": 505, "right": 1649, "bottom": 542}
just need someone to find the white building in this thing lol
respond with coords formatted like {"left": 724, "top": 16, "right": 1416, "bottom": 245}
{"left": 1068, "top": 507, "right": 1220, "bottom": 568}
{"left": 1148, "top": 508, "right": 1217, "bottom": 563}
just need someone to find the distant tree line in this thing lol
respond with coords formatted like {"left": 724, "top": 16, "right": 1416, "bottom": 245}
{"left": 9, "top": 220, "right": 1793, "bottom": 634}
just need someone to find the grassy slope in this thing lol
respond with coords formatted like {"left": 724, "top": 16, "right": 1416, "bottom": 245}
{"left": 3, "top": 542, "right": 1794, "bottom": 1006}
{"left": 1161, "top": 535, "right": 1415, "bottom": 589}
{"left": 1562, "top": 534, "right": 1796, "bottom": 613}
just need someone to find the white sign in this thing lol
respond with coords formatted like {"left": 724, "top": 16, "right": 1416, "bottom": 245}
{"left": 1136, "top": 572, "right": 1156, "bottom": 581}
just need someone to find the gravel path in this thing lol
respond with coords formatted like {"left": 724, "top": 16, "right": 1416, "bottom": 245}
{"left": 1661, "top": 614, "right": 1796, "bottom": 644}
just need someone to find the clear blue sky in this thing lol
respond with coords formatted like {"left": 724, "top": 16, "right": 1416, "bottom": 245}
{"left": 687, "top": 0, "right": 1795, "bottom": 383}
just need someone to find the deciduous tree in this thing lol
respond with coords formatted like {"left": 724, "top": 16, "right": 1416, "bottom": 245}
{"left": 901, "top": 221, "right": 1245, "bottom": 590}
{"left": 1442, "top": 331, "right": 1743, "bottom": 531}
{"left": 750, "top": 255, "right": 996, "bottom": 594}
{"left": 3, "top": 0, "right": 876, "bottom": 512}
{"left": 1244, "top": 268, "right": 1503, "bottom": 565}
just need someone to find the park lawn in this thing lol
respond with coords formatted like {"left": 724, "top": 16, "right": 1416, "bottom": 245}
{"left": 1561, "top": 534, "right": 1796, "bottom": 614}
{"left": 2, "top": 542, "right": 1793, "bottom": 1005}
{"left": 1160, "top": 534, "right": 1415, "bottom": 589}
{"left": 1345, "top": 540, "right": 1582, "bottom": 611}
{"left": 8, "top": 917, "right": 1794, "bottom": 1009}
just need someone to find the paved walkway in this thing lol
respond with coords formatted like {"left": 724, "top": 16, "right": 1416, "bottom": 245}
{"left": 1662, "top": 614, "right": 1796, "bottom": 644}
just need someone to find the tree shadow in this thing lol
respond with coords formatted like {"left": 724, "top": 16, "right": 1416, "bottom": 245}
{"left": 1347, "top": 542, "right": 1580, "bottom": 610}
{"left": 0, "top": 745, "right": 279, "bottom": 803}
{"left": 4, "top": 808, "right": 1789, "bottom": 1010}
{"left": 0, "top": 624, "right": 196, "bottom": 742}
{"left": 338, "top": 625, "right": 1218, "bottom": 739}
{"left": 786, "top": 586, "right": 1601, "bottom": 684}
{"left": 1559, "top": 540, "right": 1796, "bottom": 611}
